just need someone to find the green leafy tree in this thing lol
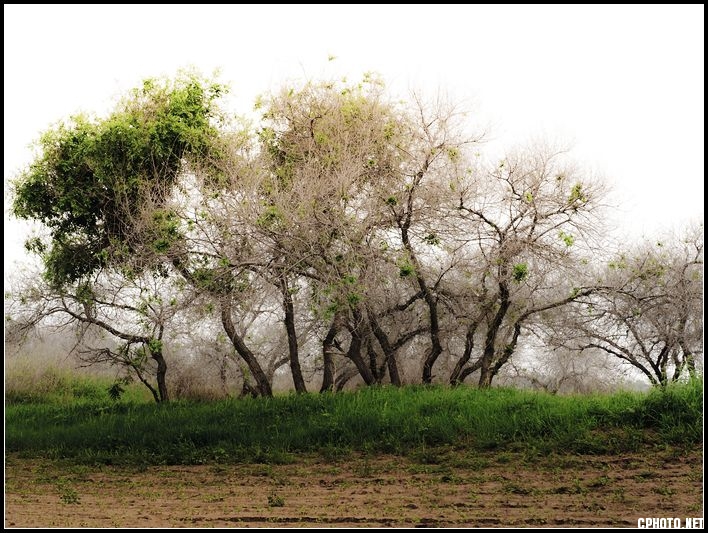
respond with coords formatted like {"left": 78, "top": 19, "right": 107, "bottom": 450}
{"left": 12, "top": 74, "right": 225, "bottom": 287}
{"left": 11, "top": 74, "right": 225, "bottom": 401}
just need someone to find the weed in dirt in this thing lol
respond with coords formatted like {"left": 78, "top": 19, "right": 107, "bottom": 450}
{"left": 686, "top": 503, "right": 701, "bottom": 513}
{"left": 634, "top": 470, "right": 659, "bottom": 481}
{"left": 58, "top": 484, "right": 80, "bottom": 504}
{"left": 246, "top": 464, "right": 274, "bottom": 477}
{"left": 652, "top": 485, "right": 676, "bottom": 496}
{"left": 582, "top": 500, "right": 606, "bottom": 513}
{"left": 496, "top": 452, "right": 514, "bottom": 464}
{"left": 504, "top": 482, "right": 535, "bottom": 495}
{"left": 320, "top": 445, "right": 351, "bottom": 462}
{"left": 439, "top": 472, "right": 462, "bottom": 483}
{"left": 354, "top": 458, "right": 374, "bottom": 478}
{"left": 587, "top": 475, "right": 611, "bottom": 488}
{"left": 209, "top": 465, "right": 229, "bottom": 475}
{"left": 686, "top": 470, "right": 702, "bottom": 482}
{"left": 612, "top": 487, "right": 627, "bottom": 502}
{"left": 410, "top": 447, "right": 446, "bottom": 465}
{"left": 573, "top": 477, "right": 588, "bottom": 494}
{"left": 447, "top": 454, "right": 490, "bottom": 470}
{"left": 267, "top": 493, "right": 285, "bottom": 507}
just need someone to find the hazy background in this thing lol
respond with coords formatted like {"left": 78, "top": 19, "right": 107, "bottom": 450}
{"left": 4, "top": 5, "right": 704, "bottom": 278}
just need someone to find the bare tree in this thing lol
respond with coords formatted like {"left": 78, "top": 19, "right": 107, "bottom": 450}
{"left": 553, "top": 225, "right": 703, "bottom": 387}
{"left": 497, "top": 344, "right": 632, "bottom": 394}
{"left": 250, "top": 77, "right": 444, "bottom": 389}
{"left": 7, "top": 268, "right": 194, "bottom": 402}
{"left": 446, "top": 145, "right": 608, "bottom": 387}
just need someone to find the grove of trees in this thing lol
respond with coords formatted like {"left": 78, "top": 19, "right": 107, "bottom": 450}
{"left": 7, "top": 73, "right": 703, "bottom": 401}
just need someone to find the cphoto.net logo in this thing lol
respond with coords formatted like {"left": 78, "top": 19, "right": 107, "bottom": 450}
{"left": 638, "top": 518, "right": 703, "bottom": 529}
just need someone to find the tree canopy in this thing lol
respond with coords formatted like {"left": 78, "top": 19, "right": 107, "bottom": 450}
{"left": 8, "top": 73, "right": 703, "bottom": 400}
{"left": 13, "top": 74, "right": 225, "bottom": 287}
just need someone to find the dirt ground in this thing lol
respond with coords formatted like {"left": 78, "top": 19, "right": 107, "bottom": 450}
{"left": 5, "top": 448, "right": 702, "bottom": 528}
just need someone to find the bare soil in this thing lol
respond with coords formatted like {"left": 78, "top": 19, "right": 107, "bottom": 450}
{"left": 5, "top": 448, "right": 702, "bottom": 528}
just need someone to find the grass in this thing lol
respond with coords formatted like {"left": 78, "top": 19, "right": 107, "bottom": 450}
{"left": 5, "top": 364, "right": 152, "bottom": 405}
{"left": 5, "top": 378, "right": 702, "bottom": 465}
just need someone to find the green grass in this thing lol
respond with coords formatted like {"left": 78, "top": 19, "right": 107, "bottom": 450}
{"left": 5, "top": 365, "right": 152, "bottom": 405}
{"left": 5, "top": 379, "right": 702, "bottom": 465}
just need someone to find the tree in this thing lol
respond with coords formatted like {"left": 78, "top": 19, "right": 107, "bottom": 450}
{"left": 553, "top": 226, "right": 703, "bottom": 387}
{"left": 252, "top": 76, "right": 426, "bottom": 389}
{"left": 13, "top": 74, "right": 226, "bottom": 287}
{"left": 11, "top": 71, "right": 694, "bottom": 397}
{"left": 379, "top": 92, "right": 481, "bottom": 384}
{"left": 10, "top": 74, "right": 226, "bottom": 400}
{"left": 446, "top": 145, "right": 607, "bottom": 387}
{"left": 497, "top": 344, "right": 632, "bottom": 394}
{"left": 6, "top": 269, "right": 192, "bottom": 402}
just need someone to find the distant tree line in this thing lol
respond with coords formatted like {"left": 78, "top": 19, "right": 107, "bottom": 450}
{"left": 8, "top": 73, "right": 703, "bottom": 401}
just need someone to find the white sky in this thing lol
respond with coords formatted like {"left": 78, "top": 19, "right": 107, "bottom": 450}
{"left": 3, "top": 4, "right": 704, "bottom": 277}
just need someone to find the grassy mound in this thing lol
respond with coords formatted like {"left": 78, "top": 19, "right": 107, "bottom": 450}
{"left": 5, "top": 379, "right": 702, "bottom": 465}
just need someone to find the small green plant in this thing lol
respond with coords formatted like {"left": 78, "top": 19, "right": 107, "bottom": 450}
{"left": 423, "top": 233, "right": 440, "bottom": 245}
{"left": 652, "top": 485, "right": 676, "bottom": 496}
{"left": 568, "top": 182, "right": 587, "bottom": 204}
{"left": 267, "top": 493, "right": 285, "bottom": 507}
{"left": 320, "top": 445, "right": 349, "bottom": 462}
{"left": 686, "top": 503, "right": 701, "bottom": 513}
{"left": 354, "top": 458, "right": 374, "bottom": 478}
{"left": 503, "top": 482, "right": 533, "bottom": 495}
{"left": 558, "top": 230, "right": 575, "bottom": 247}
{"left": 410, "top": 448, "right": 442, "bottom": 465}
{"left": 58, "top": 485, "right": 80, "bottom": 505}
{"left": 572, "top": 477, "right": 587, "bottom": 495}
{"left": 107, "top": 377, "right": 132, "bottom": 401}
{"left": 634, "top": 470, "right": 659, "bottom": 481}
{"left": 611, "top": 487, "right": 626, "bottom": 502}
{"left": 587, "top": 475, "right": 611, "bottom": 488}
{"left": 398, "top": 259, "right": 415, "bottom": 278}
{"left": 496, "top": 452, "right": 513, "bottom": 464}
{"left": 439, "top": 472, "right": 462, "bottom": 483}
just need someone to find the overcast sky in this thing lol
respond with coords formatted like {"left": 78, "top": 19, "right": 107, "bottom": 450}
{"left": 3, "top": 5, "right": 704, "bottom": 276}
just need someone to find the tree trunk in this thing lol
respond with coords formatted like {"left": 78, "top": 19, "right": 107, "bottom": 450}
{"left": 458, "top": 359, "right": 483, "bottom": 384}
{"left": 280, "top": 278, "right": 307, "bottom": 393}
{"left": 151, "top": 348, "right": 170, "bottom": 402}
{"left": 347, "top": 334, "right": 375, "bottom": 385}
{"left": 132, "top": 363, "right": 160, "bottom": 403}
{"left": 347, "top": 309, "right": 375, "bottom": 385}
{"left": 320, "top": 319, "right": 337, "bottom": 392}
{"left": 221, "top": 299, "right": 273, "bottom": 397}
{"left": 449, "top": 322, "right": 478, "bottom": 385}
{"left": 335, "top": 367, "right": 359, "bottom": 392}
{"left": 368, "top": 313, "right": 401, "bottom": 386}
{"left": 386, "top": 350, "right": 402, "bottom": 387}
{"left": 486, "top": 322, "right": 522, "bottom": 384}
{"left": 478, "top": 280, "right": 511, "bottom": 388}
{"left": 682, "top": 341, "right": 697, "bottom": 379}
{"left": 400, "top": 225, "right": 441, "bottom": 384}
{"left": 365, "top": 338, "right": 383, "bottom": 383}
